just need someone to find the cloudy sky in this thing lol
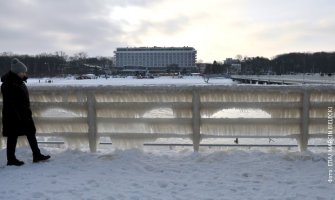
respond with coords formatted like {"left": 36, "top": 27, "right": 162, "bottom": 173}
{"left": 1, "top": 0, "right": 334, "bottom": 62}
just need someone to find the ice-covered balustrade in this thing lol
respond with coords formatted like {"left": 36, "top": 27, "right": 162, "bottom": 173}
{"left": 0, "top": 85, "right": 334, "bottom": 151}
{"left": 232, "top": 74, "right": 335, "bottom": 85}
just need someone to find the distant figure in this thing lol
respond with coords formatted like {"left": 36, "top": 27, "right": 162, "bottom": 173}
{"left": 234, "top": 138, "right": 239, "bottom": 144}
{"left": 1, "top": 58, "right": 50, "bottom": 166}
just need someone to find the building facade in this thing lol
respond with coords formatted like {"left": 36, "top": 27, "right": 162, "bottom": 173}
{"left": 114, "top": 47, "right": 197, "bottom": 71}
{"left": 224, "top": 58, "right": 241, "bottom": 74}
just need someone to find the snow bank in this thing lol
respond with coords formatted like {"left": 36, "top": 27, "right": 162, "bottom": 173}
{"left": 0, "top": 147, "right": 332, "bottom": 200}
{"left": 27, "top": 76, "right": 235, "bottom": 86}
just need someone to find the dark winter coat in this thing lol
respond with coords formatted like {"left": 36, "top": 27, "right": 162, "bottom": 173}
{"left": 1, "top": 71, "right": 36, "bottom": 137}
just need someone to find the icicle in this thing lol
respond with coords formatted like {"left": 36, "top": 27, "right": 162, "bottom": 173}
{"left": 0, "top": 136, "right": 3, "bottom": 149}
{"left": 143, "top": 108, "right": 174, "bottom": 118}
{"left": 36, "top": 108, "right": 85, "bottom": 118}
{"left": 35, "top": 124, "right": 88, "bottom": 134}
{"left": 210, "top": 108, "right": 271, "bottom": 118}
{"left": 95, "top": 93, "right": 192, "bottom": 103}
{"left": 201, "top": 92, "right": 301, "bottom": 102}
{"left": 309, "top": 125, "right": 328, "bottom": 134}
{"left": 173, "top": 109, "right": 192, "bottom": 118}
{"left": 17, "top": 137, "right": 28, "bottom": 147}
{"left": 63, "top": 135, "right": 90, "bottom": 150}
{"left": 264, "top": 109, "right": 300, "bottom": 118}
{"left": 310, "top": 93, "right": 335, "bottom": 102}
{"left": 201, "top": 124, "right": 300, "bottom": 136}
{"left": 309, "top": 108, "right": 331, "bottom": 118}
{"left": 109, "top": 134, "right": 157, "bottom": 150}
{"left": 98, "top": 122, "right": 191, "bottom": 135}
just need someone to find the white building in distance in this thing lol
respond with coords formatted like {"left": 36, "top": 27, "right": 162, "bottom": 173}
{"left": 114, "top": 47, "right": 197, "bottom": 72}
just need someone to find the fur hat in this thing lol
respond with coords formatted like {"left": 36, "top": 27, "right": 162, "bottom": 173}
{"left": 11, "top": 58, "right": 27, "bottom": 74}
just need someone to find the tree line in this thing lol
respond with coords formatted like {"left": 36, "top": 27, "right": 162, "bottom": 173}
{"left": 0, "top": 52, "right": 114, "bottom": 77}
{"left": 1, "top": 51, "right": 334, "bottom": 77}
{"left": 242, "top": 52, "right": 335, "bottom": 75}
{"left": 204, "top": 52, "right": 335, "bottom": 75}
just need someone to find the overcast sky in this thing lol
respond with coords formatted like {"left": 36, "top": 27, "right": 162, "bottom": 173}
{"left": 1, "top": 0, "right": 334, "bottom": 62}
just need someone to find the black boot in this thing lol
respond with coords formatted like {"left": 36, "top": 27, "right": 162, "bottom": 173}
{"left": 33, "top": 154, "right": 50, "bottom": 163}
{"left": 7, "top": 159, "right": 25, "bottom": 166}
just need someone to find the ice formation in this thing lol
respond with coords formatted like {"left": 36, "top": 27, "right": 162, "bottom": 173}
{"left": 0, "top": 84, "right": 333, "bottom": 151}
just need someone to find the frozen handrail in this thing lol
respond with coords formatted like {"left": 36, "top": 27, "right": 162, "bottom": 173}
{"left": 0, "top": 85, "right": 334, "bottom": 152}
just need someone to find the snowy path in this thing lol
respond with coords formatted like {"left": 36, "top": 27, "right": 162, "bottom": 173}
{"left": 0, "top": 147, "right": 332, "bottom": 200}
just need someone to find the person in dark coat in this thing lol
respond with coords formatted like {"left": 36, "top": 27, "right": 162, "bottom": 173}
{"left": 1, "top": 58, "right": 50, "bottom": 166}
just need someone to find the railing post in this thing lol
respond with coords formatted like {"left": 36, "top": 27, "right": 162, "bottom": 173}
{"left": 300, "top": 90, "right": 310, "bottom": 151}
{"left": 87, "top": 93, "right": 97, "bottom": 152}
{"left": 192, "top": 89, "right": 201, "bottom": 152}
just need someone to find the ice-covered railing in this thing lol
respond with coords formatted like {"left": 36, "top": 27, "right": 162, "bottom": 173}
{"left": 232, "top": 74, "right": 335, "bottom": 85}
{"left": 0, "top": 85, "right": 334, "bottom": 152}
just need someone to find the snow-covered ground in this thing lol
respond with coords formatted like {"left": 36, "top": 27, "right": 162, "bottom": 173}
{"left": 0, "top": 76, "right": 333, "bottom": 199}
{"left": 27, "top": 76, "right": 235, "bottom": 86}
{"left": 0, "top": 146, "right": 333, "bottom": 200}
